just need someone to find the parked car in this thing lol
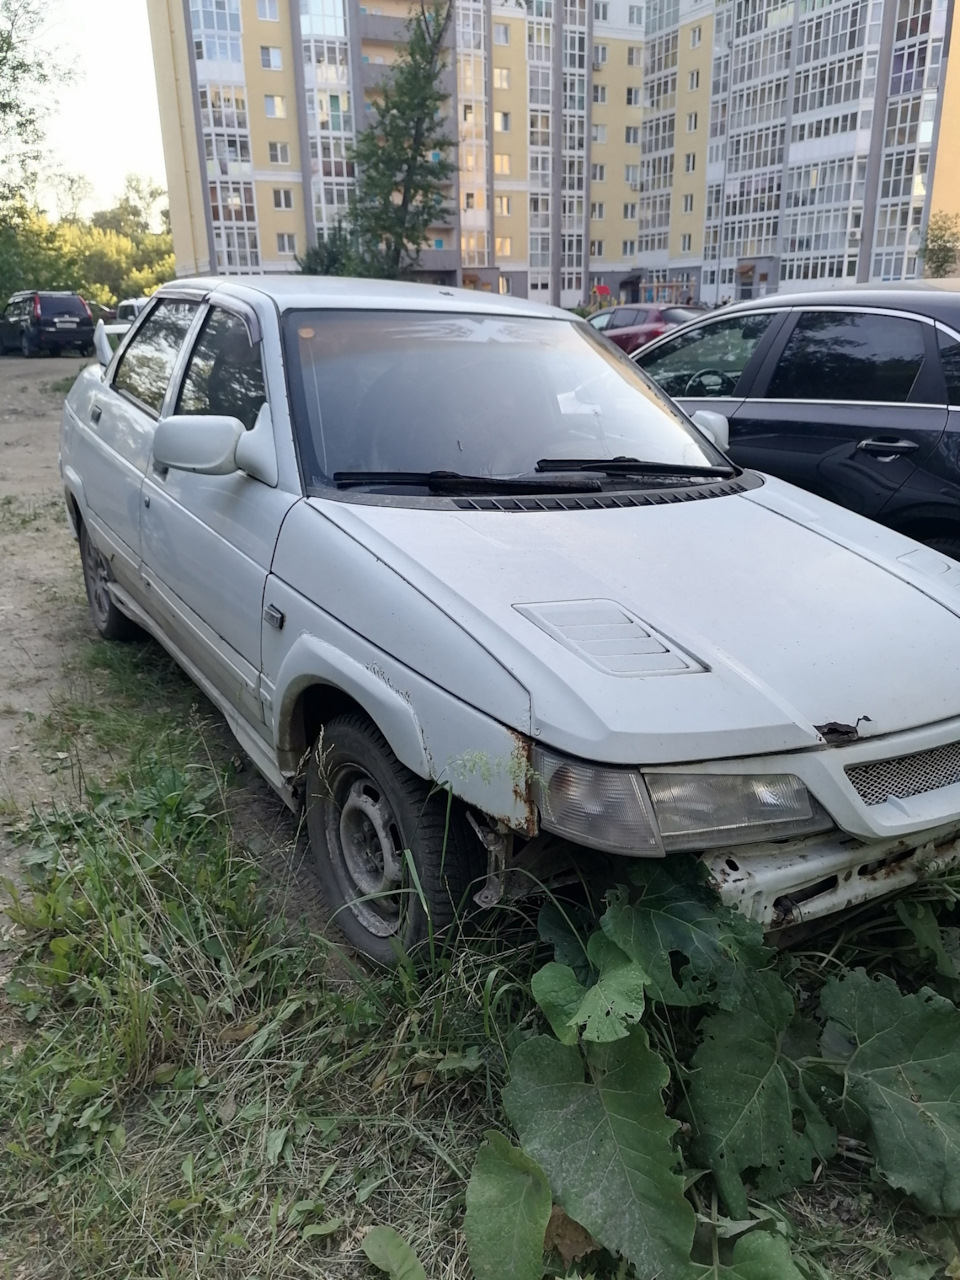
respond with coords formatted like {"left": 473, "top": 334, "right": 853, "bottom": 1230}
{"left": 62, "top": 278, "right": 960, "bottom": 960}
{"left": 591, "top": 304, "right": 706, "bottom": 353}
{"left": 1, "top": 290, "right": 95, "bottom": 357}
{"left": 633, "top": 286, "right": 960, "bottom": 558}
{"left": 115, "top": 297, "right": 151, "bottom": 328}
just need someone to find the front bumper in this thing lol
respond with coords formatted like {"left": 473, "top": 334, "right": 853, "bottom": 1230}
{"left": 703, "top": 820, "right": 960, "bottom": 930}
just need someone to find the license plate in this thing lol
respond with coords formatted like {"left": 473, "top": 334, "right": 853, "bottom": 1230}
{"left": 55, "top": 319, "right": 78, "bottom": 328}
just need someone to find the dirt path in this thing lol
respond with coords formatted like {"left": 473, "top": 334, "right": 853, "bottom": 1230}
{"left": 0, "top": 354, "right": 324, "bottom": 933}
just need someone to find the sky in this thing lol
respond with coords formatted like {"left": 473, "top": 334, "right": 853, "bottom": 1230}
{"left": 39, "top": 0, "right": 167, "bottom": 218}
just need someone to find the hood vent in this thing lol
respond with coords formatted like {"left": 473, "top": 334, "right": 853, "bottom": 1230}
{"left": 514, "top": 599, "right": 705, "bottom": 677}
{"left": 453, "top": 476, "right": 754, "bottom": 514}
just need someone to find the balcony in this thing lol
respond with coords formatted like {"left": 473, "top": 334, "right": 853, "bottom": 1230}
{"left": 358, "top": 12, "right": 406, "bottom": 42}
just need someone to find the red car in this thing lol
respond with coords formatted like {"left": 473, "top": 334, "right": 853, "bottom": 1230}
{"left": 589, "top": 304, "right": 706, "bottom": 354}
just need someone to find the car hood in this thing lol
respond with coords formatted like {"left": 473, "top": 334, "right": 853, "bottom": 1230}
{"left": 309, "top": 478, "right": 960, "bottom": 764}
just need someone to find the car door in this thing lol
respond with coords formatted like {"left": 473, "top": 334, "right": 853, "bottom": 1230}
{"left": 633, "top": 308, "right": 786, "bottom": 425}
{"left": 0, "top": 298, "right": 20, "bottom": 350}
{"left": 140, "top": 303, "right": 300, "bottom": 734}
{"left": 71, "top": 297, "right": 200, "bottom": 599}
{"left": 728, "top": 308, "right": 949, "bottom": 519}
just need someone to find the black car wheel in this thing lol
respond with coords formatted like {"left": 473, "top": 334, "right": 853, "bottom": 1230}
{"left": 79, "top": 523, "right": 141, "bottom": 641}
{"left": 305, "top": 712, "right": 483, "bottom": 964}
{"left": 924, "top": 537, "right": 960, "bottom": 564}
{"left": 20, "top": 334, "right": 33, "bottom": 358}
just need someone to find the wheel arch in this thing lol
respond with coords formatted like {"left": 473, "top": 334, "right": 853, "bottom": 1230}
{"left": 886, "top": 510, "right": 960, "bottom": 547}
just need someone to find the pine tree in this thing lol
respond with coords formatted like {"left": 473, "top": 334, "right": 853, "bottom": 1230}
{"left": 349, "top": 1, "right": 455, "bottom": 278}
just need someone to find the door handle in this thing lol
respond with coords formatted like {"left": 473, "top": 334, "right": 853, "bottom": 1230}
{"left": 90, "top": 404, "right": 102, "bottom": 425}
{"left": 856, "top": 437, "right": 919, "bottom": 456}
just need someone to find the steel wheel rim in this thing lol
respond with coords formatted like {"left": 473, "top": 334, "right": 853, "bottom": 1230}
{"left": 83, "top": 535, "right": 112, "bottom": 630}
{"left": 324, "top": 765, "right": 406, "bottom": 937}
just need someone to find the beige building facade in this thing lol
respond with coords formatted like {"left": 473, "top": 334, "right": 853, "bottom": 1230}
{"left": 147, "top": 0, "right": 650, "bottom": 305}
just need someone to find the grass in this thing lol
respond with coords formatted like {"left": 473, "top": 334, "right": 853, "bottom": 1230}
{"left": 0, "top": 494, "right": 65, "bottom": 533}
{"left": 0, "top": 634, "right": 958, "bottom": 1278}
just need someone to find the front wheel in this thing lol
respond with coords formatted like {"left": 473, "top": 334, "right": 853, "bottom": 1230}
{"left": 20, "top": 334, "right": 34, "bottom": 358}
{"left": 79, "top": 523, "right": 141, "bottom": 640}
{"left": 305, "top": 713, "right": 483, "bottom": 963}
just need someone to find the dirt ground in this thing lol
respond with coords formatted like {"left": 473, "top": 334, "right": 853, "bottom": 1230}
{"left": 0, "top": 353, "right": 321, "bottom": 927}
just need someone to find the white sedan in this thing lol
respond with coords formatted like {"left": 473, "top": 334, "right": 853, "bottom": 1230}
{"left": 61, "top": 276, "right": 960, "bottom": 960}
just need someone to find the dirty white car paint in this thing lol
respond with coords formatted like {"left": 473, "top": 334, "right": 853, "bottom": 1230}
{"left": 61, "top": 276, "right": 960, "bottom": 958}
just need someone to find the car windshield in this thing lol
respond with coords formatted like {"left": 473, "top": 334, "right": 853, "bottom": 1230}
{"left": 283, "top": 310, "right": 724, "bottom": 488}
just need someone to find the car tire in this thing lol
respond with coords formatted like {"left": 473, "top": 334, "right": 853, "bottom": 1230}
{"left": 82, "top": 344, "right": 95, "bottom": 357}
{"left": 305, "top": 712, "right": 484, "bottom": 964}
{"left": 79, "top": 523, "right": 141, "bottom": 641}
{"left": 923, "top": 537, "right": 960, "bottom": 564}
{"left": 20, "top": 334, "right": 33, "bottom": 358}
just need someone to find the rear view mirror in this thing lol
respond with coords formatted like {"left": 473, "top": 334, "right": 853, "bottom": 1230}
{"left": 153, "top": 415, "right": 244, "bottom": 475}
{"left": 93, "top": 319, "right": 113, "bottom": 369}
{"left": 690, "top": 409, "right": 730, "bottom": 452}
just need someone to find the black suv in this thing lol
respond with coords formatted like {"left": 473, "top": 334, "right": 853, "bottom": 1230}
{"left": 633, "top": 286, "right": 960, "bottom": 559}
{"left": 0, "top": 291, "right": 95, "bottom": 358}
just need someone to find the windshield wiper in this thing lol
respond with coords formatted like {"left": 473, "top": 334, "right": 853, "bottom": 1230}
{"left": 535, "top": 456, "right": 737, "bottom": 479}
{"left": 332, "top": 469, "right": 604, "bottom": 494}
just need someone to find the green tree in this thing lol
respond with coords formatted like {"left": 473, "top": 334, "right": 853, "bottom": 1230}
{"left": 0, "top": 0, "right": 61, "bottom": 199}
{"left": 349, "top": 0, "right": 455, "bottom": 277}
{"left": 92, "top": 175, "right": 167, "bottom": 239}
{"left": 297, "top": 219, "right": 358, "bottom": 276}
{"left": 920, "top": 210, "right": 960, "bottom": 278}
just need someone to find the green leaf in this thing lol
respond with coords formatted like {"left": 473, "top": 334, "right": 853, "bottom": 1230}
{"left": 687, "top": 969, "right": 835, "bottom": 1217}
{"left": 820, "top": 967, "right": 960, "bottom": 1214}
{"left": 464, "top": 1131, "right": 552, "bottom": 1280}
{"left": 895, "top": 900, "right": 960, "bottom": 989}
{"left": 265, "top": 1125, "right": 289, "bottom": 1167}
{"left": 503, "top": 1029, "right": 695, "bottom": 1279}
{"left": 302, "top": 1217, "right": 342, "bottom": 1239}
{"left": 361, "top": 1226, "right": 427, "bottom": 1280}
{"left": 530, "top": 962, "right": 583, "bottom": 1045}
{"left": 601, "top": 873, "right": 768, "bottom": 1009}
{"left": 694, "top": 1230, "right": 806, "bottom": 1279}
{"left": 571, "top": 933, "right": 647, "bottom": 1041}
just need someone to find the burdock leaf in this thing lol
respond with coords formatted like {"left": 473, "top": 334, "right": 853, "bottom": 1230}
{"left": 464, "top": 1131, "right": 552, "bottom": 1280}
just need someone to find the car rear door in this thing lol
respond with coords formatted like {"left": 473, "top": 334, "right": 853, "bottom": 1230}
{"left": 728, "top": 308, "right": 948, "bottom": 519}
{"left": 633, "top": 308, "right": 787, "bottom": 425}
{"left": 140, "top": 303, "right": 299, "bottom": 734}
{"left": 70, "top": 297, "right": 200, "bottom": 600}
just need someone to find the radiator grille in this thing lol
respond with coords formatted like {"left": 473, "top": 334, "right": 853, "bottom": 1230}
{"left": 846, "top": 741, "right": 960, "bottom": 807}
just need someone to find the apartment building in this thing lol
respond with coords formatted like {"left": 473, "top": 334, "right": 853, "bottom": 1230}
{"left": 146, "top": 0, "right": 646, "bottom": 304}
{"left": 630, "top": 0, "right": 960, "bottom": 305}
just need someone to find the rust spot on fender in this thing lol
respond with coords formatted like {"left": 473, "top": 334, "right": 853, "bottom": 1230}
{"left": 508, "top": 730, "right": 538, "bottom": 838}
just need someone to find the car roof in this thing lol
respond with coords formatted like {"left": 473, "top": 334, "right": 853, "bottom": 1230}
{"left": 155, "top": 274, "right": 572, "bottom": 321}
{"left": 11, "top": 289, "right": 80, "bottom": 297}
{"left": 709, "top": 283, "right": 960, "bottom": 327}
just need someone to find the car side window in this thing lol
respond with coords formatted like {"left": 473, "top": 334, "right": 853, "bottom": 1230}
{"left": 937, "top": 330, "right": 960, "bottom": 406}
{"left": 176, "top": 307, "right": 266, "bottom": 431}
{"left": 637, "top": 312, "right": 775, "bottom": 398}
{"left": 767, "top": 311, "right": 925, "bottom": 403}
{"left": 113, "top": 300, "right": 199, "bottom": 415}
{"left": 612, "top": 308, "right": 639, "bottom": 327}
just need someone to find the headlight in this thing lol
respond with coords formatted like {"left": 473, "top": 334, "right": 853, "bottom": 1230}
{"left": 645, "top": 772, "right": 832, "bottom": 851}
{"left": 532, "top": 746, "right": 663, "bottom": 855}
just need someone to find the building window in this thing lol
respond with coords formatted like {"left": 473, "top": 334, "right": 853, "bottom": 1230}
{"left": 690, "top": 25, "right": 701, "bottom": 46}
{"left": 260, "top": 45, "right": 282, "bottom": 69}
{"left": 273, "top": 188, "right": 293, "bottom": 209}
{"left": 493, "top": 67, "right": 510, "bottom": 89}
{"left": 628, "top": 4, "right": 642, "bottom": 21}
{"left": 591, "top": 163, "right": 606, "bottom": 181}
{"left": 622, "top": 239, "right": 636, "bottom": 256}
{"left": 623, "top": 201, "right": 637, "bottom": 219}
{"left": 268, "top": 142, "right": 290, "bottom": 164}
{"left": 624, "top": 164, "right": 639, "bottom": 184}
{"left": 257, "top": 0, "right": 278, "bottom": 17}
{"left": 591, "top": 201, "right": 605, "bottom": 219}
{"left": 495, "top": 236, "right": 512, "bottom": 256}
{"left": 593, "top": 83, "right": 607, "bottom": 103}
{"left": 686, "top": 112, "right": 698, "bottom": 132}
{"left": 627, "top": 46, "right": 641, "bottom": 65}
{"left": 684, "top": 152, "right": 696, "bottom": 172}
{"left": 594, "top": 1, "right": 608, "bottom": 18}
{"left": 495, "top": 195, "right": 511, "bottom": 215}
{"left": 277, "top": 233, "right": 296, "bottom": 254}
{"left": 681, "top": 233, "right": 692, "bottom": 251}
{"left": 265, "top": 95, "right": 286, "bottom": 118}
{"left": 625, "top": 126, "right": 639, "bottom": 143}
{"left": 626, "top": 87, "right": 641, "bottom": 106}
{"left": 682, "top": 193, "right": 694, "bottom": 213}
{"left": 592, "top": 123, "right": 607, "bottom": 143}
{"left": 494, "top": 153, "right": 511, "bottom": 175}
{"left": 688, "top": 69, "right": 700, "bottom": 90}
{"left": 590, "top": 239, "right": 604, "bottom": 255}
{"left": 593, "top": 43, "right": 607, "bottom": 64}
{"left": 494, "top": 111, "right": 510, "bottom": 132}
{"left": 434, "top": 238, "right": 444, "bottom": 249}
{"left": 493, "top": 22, "right": 509, "bottom": 44}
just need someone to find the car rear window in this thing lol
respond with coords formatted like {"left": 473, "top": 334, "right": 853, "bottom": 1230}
{"left": 938, "top": 330, "right": 960, "bottom": 406}
{"left": 663, "top": 308, "right": 703, "bottom": 325}
{"left": 39, "top": 295, "right": 87, "bottom": 318}
{"left": 767, "top": 311, "right": 925, "bottom": 403}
